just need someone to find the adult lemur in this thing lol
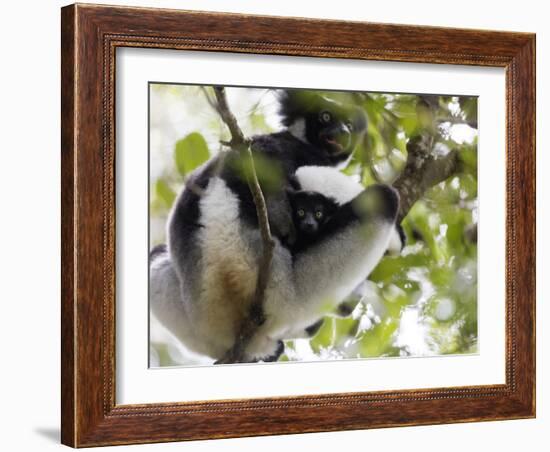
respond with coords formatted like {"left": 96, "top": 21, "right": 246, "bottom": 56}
{"left": 150, "top": 89, "right": 401, "bottom": 363}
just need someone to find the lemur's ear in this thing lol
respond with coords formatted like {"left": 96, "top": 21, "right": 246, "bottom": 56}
{"left": 277, "top": 89, "right": 299, "bottom": 127}
{"left": 277, "top": 89, "right": 317, "bottom": 127}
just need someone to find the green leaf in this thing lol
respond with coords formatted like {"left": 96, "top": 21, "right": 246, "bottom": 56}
{"left": 174, "top": 132, "right": 210, "bottom": 176}
{"left": 359, "top": 319, "right": 398, "bottom": 357}
{"left": 310, "top": 318, "right": 334, "bottom": 353}
{"left": 155, "top": 179, "right": 176, "bottom": 208}
{"left": 370, "top": 253, "right": 430, "bottom": 283}
{"left": 227, "top": 152, "right": 284, "bottom": 194}
{"left": 459, "top": 146, "right": 478, "bottom": 174}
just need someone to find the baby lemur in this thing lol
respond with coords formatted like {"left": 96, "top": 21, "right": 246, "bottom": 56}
{"left": 287, "top": 189, "right": 339, "bottom": 256}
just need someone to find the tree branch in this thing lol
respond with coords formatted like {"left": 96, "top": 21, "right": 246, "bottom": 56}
{"left": 211, "top": 87, "right": 276, "bottom": 364}
{"left": 393, "top": 97, "right": 460, "bottom": 223}
{"left": 393, "top": 134, "right": 459, "bottom": 222}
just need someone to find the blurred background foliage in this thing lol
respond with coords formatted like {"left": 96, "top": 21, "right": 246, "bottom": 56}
{"left": 149, "top": 84, "right": 478, "bottom": 367}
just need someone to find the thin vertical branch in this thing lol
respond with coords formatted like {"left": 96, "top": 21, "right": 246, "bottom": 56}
{"left": 211, "top": 87, "right": 276, "bottom": 364}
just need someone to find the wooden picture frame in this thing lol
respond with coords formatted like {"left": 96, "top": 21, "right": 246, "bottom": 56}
{"left": 61, "top": 3, "right": 536, "bottom": 447}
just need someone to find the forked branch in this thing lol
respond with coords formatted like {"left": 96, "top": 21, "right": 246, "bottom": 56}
{"left": 393, "top": 134, "right": 459, "bottom": 223}
{"left": 393, "top": 96, "right": 461, "bottom": 222}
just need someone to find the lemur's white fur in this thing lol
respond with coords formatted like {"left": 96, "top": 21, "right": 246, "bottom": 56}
{"left": 294, "top": 166, "right": 363, "bottom": 202}
{"left": 287, "top": 118, "right": 307, "bottom": 142}
{"left": 150, "top": 166, "right": 396, "bottom": 362}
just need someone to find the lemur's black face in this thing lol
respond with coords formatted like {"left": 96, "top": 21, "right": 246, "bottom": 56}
{"left": 289, "top": 190, "right": 338, "bottom": 235}
{"left": 279, "top": 90, "right": 367, "bottom": 164}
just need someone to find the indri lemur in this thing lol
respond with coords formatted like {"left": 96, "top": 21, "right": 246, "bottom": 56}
{"left": 149, "top": 89, "right": 401, "bottom": 363}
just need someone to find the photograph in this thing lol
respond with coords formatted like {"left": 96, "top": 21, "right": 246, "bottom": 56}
{"left": 55, "top": 2, "right": 537, "bottom": 447}
{"left": 148, "top": 84, "right": 479, "bottom": 367}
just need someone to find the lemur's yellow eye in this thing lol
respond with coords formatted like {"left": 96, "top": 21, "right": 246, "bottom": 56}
{"left": 315, "top": 211, "right": 323, "bottom": 219}
{"left": 319, "top": 111, "right": 332, "bottom": 124}
{"left": 297, "top": 209, "right": 305, "bottom": 217}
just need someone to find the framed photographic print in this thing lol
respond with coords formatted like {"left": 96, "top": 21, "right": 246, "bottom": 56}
{"left": 61, "top": 3, "right": 536, "bottom": 447}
